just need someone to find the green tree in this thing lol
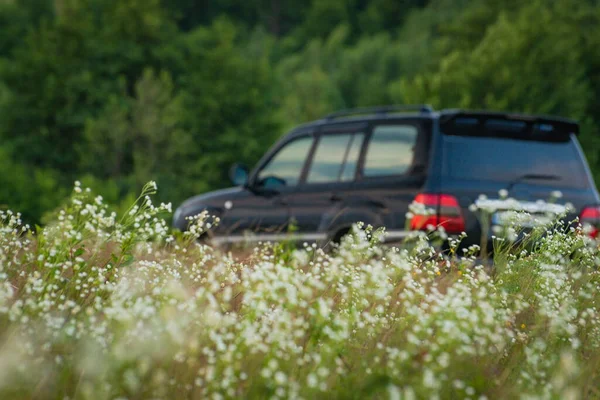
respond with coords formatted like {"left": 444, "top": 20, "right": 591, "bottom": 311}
{"left": 0, "top": 146, "right": 65, "bottom": 222}
{"left": 0, "top": 0, "right": 53, "bottom": 56}
{"left": 0, "top": 0, "right": 177, "bottom": 174}
{"left": 399, "top": 0, "right": 600, "bottom": 180}
{"left": 80, "top": 88, "right": 131, "bottom": 180}
{"left": 399, "top": 0, "right": 590, "bottom": 117}
{"left": 1, "top": 0, "right": 600, "bottom": 224}
{"left": 178, "top": 18, "right": 281, "bottom": 189}
{"left": 82, "top": 69, "right": 196, "bottom": 207}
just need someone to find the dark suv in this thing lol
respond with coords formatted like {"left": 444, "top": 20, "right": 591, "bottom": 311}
{"left": 173, "top": 105, "right": 600, "bottom": 247}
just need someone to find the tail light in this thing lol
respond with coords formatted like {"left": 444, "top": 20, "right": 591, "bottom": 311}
{"left": 579, "top": 206, "right": 600, "bottom": 238}
{"left": 410, "top": 193, "right": 465, "bottom": 234}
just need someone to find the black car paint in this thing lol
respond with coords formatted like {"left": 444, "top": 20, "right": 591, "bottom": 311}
{"left": 173, "top": 109, "right": 600, "bottom": 246}
{"left": 435, "top": 113, "right": 599, "bottom": 248}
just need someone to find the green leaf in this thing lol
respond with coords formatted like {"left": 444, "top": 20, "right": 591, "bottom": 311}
{"left": 122, "top": 254, "right": 135, "bottom": 267}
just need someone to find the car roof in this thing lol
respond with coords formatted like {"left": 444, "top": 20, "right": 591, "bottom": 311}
{"left": 285, "top": 106, "right": 580, "bottom": 138}
{"left": 287, "top": 112, "right": 435, "bottom": 138}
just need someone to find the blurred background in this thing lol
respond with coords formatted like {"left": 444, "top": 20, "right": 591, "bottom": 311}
{"left": 1, "top": 0, "right": 599, "bottom": 224}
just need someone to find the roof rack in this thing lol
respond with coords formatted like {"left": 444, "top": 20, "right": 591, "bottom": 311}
{"left": 324, "top": 104, "right": 434, "bottom": 120}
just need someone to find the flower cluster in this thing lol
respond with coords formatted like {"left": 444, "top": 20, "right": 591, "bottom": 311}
{"left": 0, "top": 183, "right": 599, "bottom": 399}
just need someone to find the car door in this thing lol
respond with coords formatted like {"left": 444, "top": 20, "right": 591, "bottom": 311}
{"left": 348, "top": 119, "right": 431, "bottom": 240}
{"left": 283, "top": 122, "right": 366, "bottom": 239}
{"left": 217, "top": 134, "right": 315, "bottom": 241}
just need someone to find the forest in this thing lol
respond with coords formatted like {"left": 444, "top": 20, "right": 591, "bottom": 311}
{"left": 1, "top": 0, "right": 599, "bottom": 223}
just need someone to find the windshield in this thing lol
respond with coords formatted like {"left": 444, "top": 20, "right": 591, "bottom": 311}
{"left": 442, "top": 135, "right": 588, "bottom": 189}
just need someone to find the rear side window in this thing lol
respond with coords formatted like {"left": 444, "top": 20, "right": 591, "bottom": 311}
{"left": 443, "top": 135, "right": 588, "bottom": 189}
{"left": 307, "top": 133, "right": 364, "bottom": 183}
{"left": 363, "top": 125, "right": 419, "bottom": 177}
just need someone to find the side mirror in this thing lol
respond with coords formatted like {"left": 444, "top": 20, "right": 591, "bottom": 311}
{"left": 260, "top": 175, "right": 286, "bottom": 190}
{"left": 229, "top": 163, "right": 249, "bottom": 186}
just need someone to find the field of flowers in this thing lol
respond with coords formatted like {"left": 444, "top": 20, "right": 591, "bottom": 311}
{"left": 0, "top": 182, "right": 599, "bottom": 399}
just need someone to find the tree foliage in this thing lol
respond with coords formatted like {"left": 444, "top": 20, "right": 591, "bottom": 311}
{"left": 0, "top": 0, "right": 599, "bottom": 222}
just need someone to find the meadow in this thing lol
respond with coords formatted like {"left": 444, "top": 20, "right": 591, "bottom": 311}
{"left": 0, "top": 182, "right": 599, "bottom": 399}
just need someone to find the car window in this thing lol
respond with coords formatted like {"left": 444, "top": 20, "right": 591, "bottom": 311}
{"left": 443, "top": 135, "right": 588, "bottom": 189}
{"left": 440, "top": 117, "right": 587, "bottom": 188}
{"left": 257, "top": 136, "right": 313, "bottom": 187}
{"left": 340, "top": 134, "right": 364, "bottom": 181}
{"left": 307, "top": 133, "right": 364, "bottom": 183}
{"left": 363, "top": 125, "right": 418, "bottom": 177}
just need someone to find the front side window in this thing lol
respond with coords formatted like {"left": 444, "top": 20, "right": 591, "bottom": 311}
{"left": 257, "top": 136, "right": 313, "bottom": 187}
{"left": 363, "top": 125, "right": 418, "bottom": 177}
{"left": 307, "top": 133, "right": 364, "bottom": 183}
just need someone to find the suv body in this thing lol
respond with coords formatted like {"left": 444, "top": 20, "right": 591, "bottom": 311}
{"left": 173, "top": 106, "right": 600, "bottom": 247}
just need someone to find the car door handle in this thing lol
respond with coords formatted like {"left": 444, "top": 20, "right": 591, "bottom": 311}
{"left": 369, "top": 199, "right": 385, "bottom": 207}
{"left": 330, "top": 193, "right": 343, "bottom": 202}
